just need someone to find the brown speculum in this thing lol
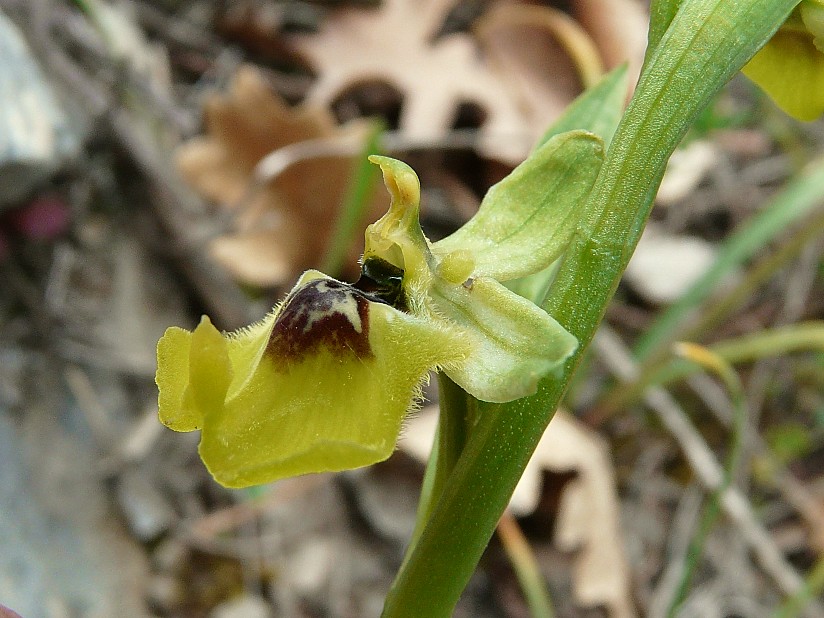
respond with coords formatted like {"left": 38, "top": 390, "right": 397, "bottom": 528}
{"left": 266, "top": 259, "right": 407, "bottom": 366}
{"left": 267, "top": 278, "right": 373, "bottom": 364}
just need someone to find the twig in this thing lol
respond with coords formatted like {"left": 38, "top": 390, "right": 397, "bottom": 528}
{"left": 647, "top": 486, "right": 704, "bottom": 618}
{"left": 593, "top": 326, "right": 823, "bottom": 613}
{"left": 497, "top": 510, "right": 555, "bottom": 618}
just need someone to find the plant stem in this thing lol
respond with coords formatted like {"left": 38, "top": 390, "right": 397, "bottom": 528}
{"left": 381, "top": 3, "right": 796, "bottom": 616}
{"left": 407, "top": 374, "right": 474, "bottom": 552}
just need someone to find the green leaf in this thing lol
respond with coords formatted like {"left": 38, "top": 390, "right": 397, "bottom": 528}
{"left": 432, "top": 130, "right": 604, "bottom": 282}
{"left": 646, "top": 0, "right": 684, "bottom": 64}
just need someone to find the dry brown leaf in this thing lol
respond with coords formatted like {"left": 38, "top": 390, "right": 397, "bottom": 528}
{"left": 287, "top": 0, "right": 531, "bottom": 163}
{"left": 399, "top": 406, "right": 634, "bottom": 618}
{"left": 475, "top": 3, "right": 601, "bottom": 136}
{"left": 176, "top": 66, "right": 376, "bottom": 286}
{"left": 572, "top": 0, "right": 648, "bottom": 84}
{"left": 288, "top": 0, "right": 647, "bottom": 163}
{"left": 525, "top": 410, "right": 634, "bottom": 618}
{"left": 476, "top": 0, "right": 648, "bottom": 134}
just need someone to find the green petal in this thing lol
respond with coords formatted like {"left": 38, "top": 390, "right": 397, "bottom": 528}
{"left": 363, "top": 155, "right": 433, "bottom": 288}
{"left": 430, "top": 277, "right": 577, "bottom": 403}
{"left": 432, "top": 130, "right": 604, "bottom": 282}
{"left": 742, "top": 28, "right": 824, "bottom": 121}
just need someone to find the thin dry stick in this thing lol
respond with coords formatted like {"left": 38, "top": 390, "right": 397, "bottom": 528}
{"left": 685, "top": 369, "right": 824, "bottom": 546}
{"left": 647, "top": 485, "right": 704, "bottom": 618}
{"left": 497, "top": 510, "right": 555, "bottom": 618}
{"left": 593, "top": 326, "right": 823, "bottom": 614}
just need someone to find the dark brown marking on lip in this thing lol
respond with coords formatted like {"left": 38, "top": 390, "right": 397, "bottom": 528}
{"left": 267, "top": 278, "right": 372, "bottom": 365}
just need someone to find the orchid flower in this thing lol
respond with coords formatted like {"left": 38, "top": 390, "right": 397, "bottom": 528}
{"left": 156, "top": 130, "right": 603, "bottom": 488}
{"left": 743, "top": 0, "right": 824, "bottom": 121}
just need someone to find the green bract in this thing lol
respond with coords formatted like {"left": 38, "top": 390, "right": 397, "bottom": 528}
{"left": 743, "top": 1, "right": 824, "bottom": 121}
{"left": 156, "top": 130, "right": 603, "bottom": 487}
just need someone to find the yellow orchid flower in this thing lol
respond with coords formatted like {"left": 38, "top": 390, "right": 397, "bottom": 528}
{"left": 156, "top": 130, "right": 603, "bottom": 488}
{"left": 743, "top": 1, "right": 824, "bottom": 121}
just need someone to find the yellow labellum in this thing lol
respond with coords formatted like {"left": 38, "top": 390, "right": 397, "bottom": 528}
{"left": 158, "top": 271, "right": 467, "bottom": 487}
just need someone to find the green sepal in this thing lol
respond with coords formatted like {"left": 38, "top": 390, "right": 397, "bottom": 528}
{"left": 432, "top": 131, "right": 604, "bottom": 282}
{"left": 430, "top": 276, "right": 577, "bottom": 403}
{"left": 508, "top": 67, "right": 629, "bottom": 304}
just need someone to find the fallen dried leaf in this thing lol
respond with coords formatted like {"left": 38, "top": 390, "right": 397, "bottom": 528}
{"left": 624, "top": 222, "right": 723, "bottom": 305}
{"left": 476, "top": 0, "right": 647, "bottom": 133}
{"left": 527, "top": 410, "right": 634, "bottom": 618}
{"left": 288, "top": 0, "right": 531, "bottom": 162}
{"left": 572, "top": 0, "right": 648, "bottom": 85}
{"left": 176, "top": 66, "right": 376, "bottom": 286}
{"left": 288, "top": 0, "right": 646, "bottom": 162}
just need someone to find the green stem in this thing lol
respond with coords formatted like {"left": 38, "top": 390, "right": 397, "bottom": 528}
{"left": 405, "top": 374, "right": 474, "bottom": 558}
{"left": 381, "top": 3, "right": 796, "bottom": 616}
{"left": 605, "top": 321, "right": 824, "bottom": 411}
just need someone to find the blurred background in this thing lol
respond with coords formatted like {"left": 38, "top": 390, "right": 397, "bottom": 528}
{"left": 1, "top": 1, "right": 823, "bottom": 616}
